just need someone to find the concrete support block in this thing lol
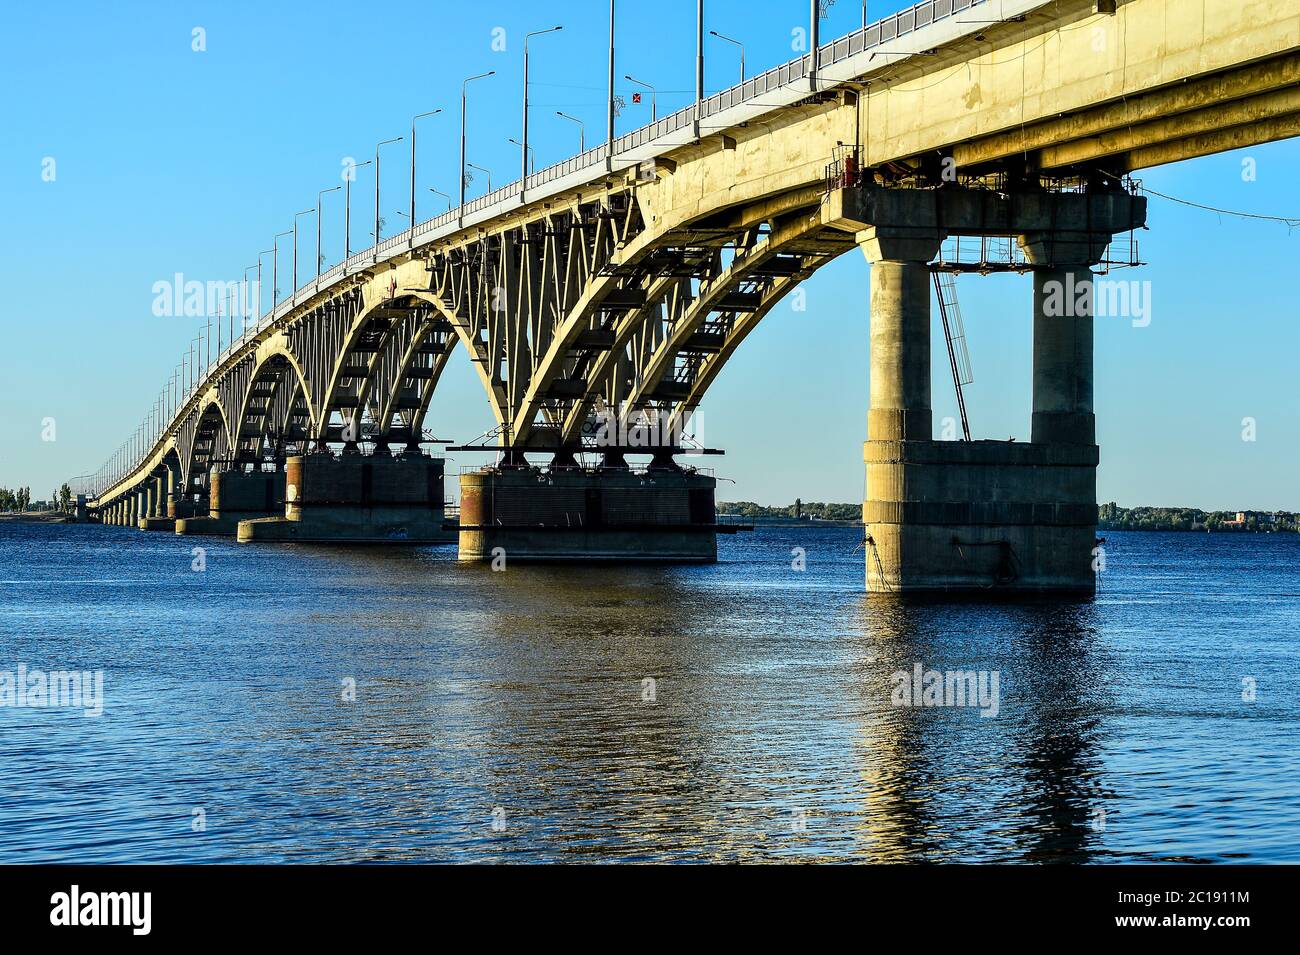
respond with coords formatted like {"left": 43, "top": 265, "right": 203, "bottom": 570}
{"left": 238, "top": 453, "right": 452, "bottom": 544}
{"left": 177, "top": 467, "right": 286, "bottom": 537}
{"left": 864, "top": 439, "right": 1098, "bottom": 593}
{"left": 458, "top": 466, "right": 718, "bottom": 562}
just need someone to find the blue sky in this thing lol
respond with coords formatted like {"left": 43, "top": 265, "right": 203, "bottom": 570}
{"left": 1, "top": 1, "right": 1297, "bottom": 509}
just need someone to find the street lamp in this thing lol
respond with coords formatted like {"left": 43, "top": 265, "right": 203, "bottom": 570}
{"left": 254, "top": 252, "right": 272, "bottom": 323}
{"left": 374, "top": 136, "right": 403, "bottom": 251}
{"left": 271, "top": 229, "right": 291, "bottom": 306}
{"left": 522, "top": 26, "right": 563, "bottom": 192}
{"left": 460, "top": 70, "right": 496, "bottom": 221}
{"left": 410, "top": 108, "right": 442, "bottom": 227}
{"left": 317, "top": 186, "right": 340, "bottom": 278}
{"left": 428, "top": 187, "right": 452, "bottom": 213}
{"left": 625, "top": 74, "right": 657, "bottom": 122}
{"left": 556, "top": 111, "right": 585, "bottom": 152}
{"left": 710, "top": 30, "right": 745, "bottom": 84}
{"left": 293, "top": 208, "right": 313, "bottom": 297}
{"left": 606, "top": 0, "right": 615, "bottom": 170}
{"left": 509, "top": 138, "right": 535, "bottom": 175}
{"left": 344, "top": 159, "right": 372, "bottom": 258}
{"left": 467, "top": 162, "right": 492, "bottom": 194}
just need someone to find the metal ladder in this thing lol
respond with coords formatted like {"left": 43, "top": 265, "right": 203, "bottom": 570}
{"left": 932, "top": 270, "right": 974, "bottom": 441}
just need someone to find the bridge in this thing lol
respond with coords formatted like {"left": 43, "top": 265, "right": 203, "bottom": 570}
{"left": 77, "top": 0, "right": 1300, "bottom": 590}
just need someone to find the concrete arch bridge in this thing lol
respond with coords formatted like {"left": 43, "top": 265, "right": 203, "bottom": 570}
{"left": 84, "top": 0, "right": 1300, "bottom": 589}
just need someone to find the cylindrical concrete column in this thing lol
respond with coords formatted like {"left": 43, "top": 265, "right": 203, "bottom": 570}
{"left": 166, "top": 468, "right": 182, "bottom": 518}
{"left": 1031, "top": 265, "right": 1095, "bottom": 445}
{"left": 868, "top": 259, "right": 933, "bottom": 442}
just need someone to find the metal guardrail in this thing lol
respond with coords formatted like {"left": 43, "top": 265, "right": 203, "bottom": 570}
{"left": 84, "top": 0, "right": 992, "bottom": 499}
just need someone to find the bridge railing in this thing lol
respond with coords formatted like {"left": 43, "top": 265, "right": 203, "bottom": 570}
{"left": 84, "top": 0, "right": 996, "bottom": 500}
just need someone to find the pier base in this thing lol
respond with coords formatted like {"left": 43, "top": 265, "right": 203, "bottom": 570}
{"left": 864, "top": 439, "right": 1098, "bottom": 592}
{"left": 177, "top": 468, "right": 285, "bottom": 537}
{"left": 458, "top": 466, "right": 718, "bottom": 563}
{"left": 237, "top": 452, "right": 453, "bottom": 544}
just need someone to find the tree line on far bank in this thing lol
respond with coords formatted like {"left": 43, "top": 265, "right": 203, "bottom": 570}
{"left": 0, "top": 484, "right": 72, "bottom": 513}
{"left": 720, "top": 501, "right": 861, "bottom": 522}
{"left": 718, "top": 500, "right": 1300, "bottom": 532}
{"left": 1098, "top": 502, "right": 1299, "bottom": 532}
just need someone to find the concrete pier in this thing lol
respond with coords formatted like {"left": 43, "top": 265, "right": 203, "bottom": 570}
{"left": 140, "top": 472, "right": 177, "bottom": 531}
{"left": 458, "top": 462, "right": 718, "bottom": 562}
{"left": 237, "top": 452, "right": 452, "bottom": 544}
{"left": 177, "top": 467, "right": 285, "bottom": 536}
{"left": 836, "top": 184, "right": 1145, "bottom": 593}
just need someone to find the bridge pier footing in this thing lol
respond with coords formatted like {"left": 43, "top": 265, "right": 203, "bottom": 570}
{"left": 236, "top": 452, "right": 452, "bottom": 544}
{"left": 457, "top": 463, "right": 718, "bottom": 563}
{"left": 177, "top": 466, "right": 285, "bottom": 536}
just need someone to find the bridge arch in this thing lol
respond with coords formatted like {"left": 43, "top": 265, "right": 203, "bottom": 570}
{"left": 180, "top": 397, "right": 232, "bottom": 497}
{"left": 236, "top": 346, "right": 316, "bottom": 458}
{"left": 314, "top": 291, "right": 459, "bottom": 447}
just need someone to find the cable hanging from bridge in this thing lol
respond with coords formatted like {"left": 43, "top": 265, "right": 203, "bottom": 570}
{"left": 1100, "top": 169, "right": 1300, "bottom": 231}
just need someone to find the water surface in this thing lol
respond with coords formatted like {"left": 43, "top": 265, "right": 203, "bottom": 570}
{"left": 0, "top": 523, "right": 1295, "bottom": 862}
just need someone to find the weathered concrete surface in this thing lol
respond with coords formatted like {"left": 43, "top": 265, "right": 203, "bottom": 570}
{"left": 177, "top": 468, "right": 285, "bottom": 537}
{"left": 458, "top": 467, "right": 718, "bottom": 562}
{"left": 237, "top": 452, "right": 452, "bottom": 544}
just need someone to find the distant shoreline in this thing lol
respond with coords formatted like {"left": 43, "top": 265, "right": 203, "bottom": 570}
{"left": 722, "top": 501, "right": 1299, "bottom": 534}
{"left": 0, "top": 512, "right": 73, "bottom": 524}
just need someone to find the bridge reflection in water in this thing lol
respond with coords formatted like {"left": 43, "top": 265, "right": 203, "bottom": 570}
{"left": 7, "top": 522, "right": 1293, "bottom": 862}
{"left": 269, "top": 540, "right": 1118, "bottom": 862}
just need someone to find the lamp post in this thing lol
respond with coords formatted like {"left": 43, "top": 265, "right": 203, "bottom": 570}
{"left": 317, "top": 186, "right": 340, "bottom": 278}
{"left": 695, "top": 0, "right": 704, "bottom": 140}
{"left": 809, "top": 0, "right": 820, "bottom": 91}
{"left": 374, "top": 136, "right": 403, "bottom": 252}
{"left": 255, "top": 251, "right": 272, "bottom": 324}
{"left": 625, "top": 74, "right": 656, "bottom": 121}
{"left": 556, "top": 111, "right": 585, "bottom": 152}
{"left": 409, "top": 109, "right": 441, "bottom": 227}
{"left": 606, "top": 0, "right": 615, "bottom": 171}
{"left": 460, "top": 70, "right": 495, "bottom": 224}
{"left": 522, "top": 26, "right": 562, "bottom": 196}
{"left": 467, "top": 162, "right": 492, "bottom": 194}
{"left": 509, "top": 138, "right": 535, "bottom": 175}
{"left": 710, "top": 29, "right": 745, "bottom": 84}
{"left": 271, "top": 230, "right": 291, "bottom": 306}
{"left": 293, "top": 208, "right": 313, "bottom": 298}
{"left": 344, "top": 159, "right": 372, "bottom": 259}
{"left": 429, "top": 187, "right": 451, "bottom": 213}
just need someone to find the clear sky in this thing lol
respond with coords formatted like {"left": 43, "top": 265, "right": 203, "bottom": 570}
{"left": 1, "top": 1, "right": 1297, "bottom": 509}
